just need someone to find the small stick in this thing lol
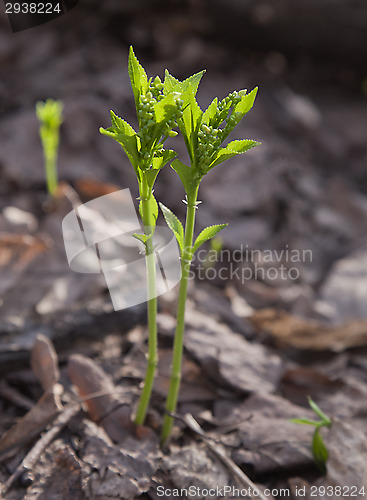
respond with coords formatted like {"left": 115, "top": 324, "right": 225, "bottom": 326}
{"left": 1, "top": 404, "right": 80, "bottom": 497}
{"left": 170, "top": 412, "right": 271, "bottom": 500}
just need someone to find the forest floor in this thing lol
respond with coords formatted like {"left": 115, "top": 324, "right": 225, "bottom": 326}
{"left": 1, "top": 3, "right": 367, "bottom": 499}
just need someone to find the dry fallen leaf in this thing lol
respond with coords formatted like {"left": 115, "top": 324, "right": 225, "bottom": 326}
{"left": 250, "top": 308, "right": 367, "bottom": 352}
{"left": 31, "top": 334, "right": 60, "bottom": 392}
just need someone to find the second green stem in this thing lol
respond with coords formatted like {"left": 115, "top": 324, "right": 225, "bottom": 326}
{"left": 161, "top": 184, "right": 199, "bottom": 445}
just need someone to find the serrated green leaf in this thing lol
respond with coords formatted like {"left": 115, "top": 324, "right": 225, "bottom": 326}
{"left": 159, "top": 203, "right": 184, "bottom": 254}
{"left": 290, "top": 418, "right": 321, "bottom": 427}
{"left": 208, "top": 139, "right": 260, "bottom": 170}
{"left": 128, "top": 46, "right": 148, "bottom": 108}
{"left": 139, "top": 194, "right": 158, "bottom": 225}
{"left": 163, "top": 70, "right": 205, "bottom": 97}
{"left": 163, "top": 70, "right": 180, "bottom": 94}
{"left": 202, "top": 97, "right": 218, "bottom": 126}
{"left": 180, "top": 86, "right": 203, "bottom": 163}
{"left": 308, "top": 397, "right": 331, "bottom": 427}
{"left": 312, "top": 429, "right": 329, "bottom": 473}
{"left": 192, "top": 224, "right": 227, "bottom": 254}
{"left": 100, "top": 111, "right": 141, "bottom": 172}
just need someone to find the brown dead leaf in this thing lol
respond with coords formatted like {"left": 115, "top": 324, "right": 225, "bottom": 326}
{"left": 250, "top": 308, "right": 367, "bottom": 352}
{"left": 31, "top": 334, "right": 60, "bottom": 392}
{"left": 68, "top": 354, "right": 134, "bottom": 443}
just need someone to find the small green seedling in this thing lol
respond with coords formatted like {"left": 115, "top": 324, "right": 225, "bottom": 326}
{"left": 291, "top": 396, "right": 332, "bottom": 473}
{"left": 159, "top": 71, "right": 259, "bottom": 445}
{"left": 36, "top": 98, "right": 63, "bottom": 196}
{"left": 99, "top": 47, "right": 185, "bottom": 426}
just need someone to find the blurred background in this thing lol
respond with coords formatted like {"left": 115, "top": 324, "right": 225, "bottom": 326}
{"left": 0, "top": 0, "right": 367, "bottom": 343}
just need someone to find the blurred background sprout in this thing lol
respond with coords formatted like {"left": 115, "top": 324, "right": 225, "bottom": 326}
{"left": 36, "top": 98, "right": 63, "bottom": 196}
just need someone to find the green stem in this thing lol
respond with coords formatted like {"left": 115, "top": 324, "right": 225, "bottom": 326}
{"left": 44, "top": 149, "right": 58, "bottom": 196}
{"left": 135, "top": 174, "right": 158, "bottom": 425}
{"left": 161, "top": 184, "right": 199, "bottom": 446}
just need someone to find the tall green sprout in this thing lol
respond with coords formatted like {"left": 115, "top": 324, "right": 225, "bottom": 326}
{"left": 36, "top": 98, "right": 63, "bottom": 196}
{"left": 99, "top": 47, "right": 186, "bottom": 426}
{"left": 160, "top": 72, "right": 260, "bottom": 445}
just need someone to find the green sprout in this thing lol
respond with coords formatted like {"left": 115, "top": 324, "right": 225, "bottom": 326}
{"left": 159, "top": 72, "right": 260, "bottom": 445}
{"left": 36, "top": 98, "right": 63, "bottom": 196}
{"left": 99, "top": 47, "right": 184, "bottom": 426}
{"left": 291, "top": 396, "right": 332, "bottom": 474}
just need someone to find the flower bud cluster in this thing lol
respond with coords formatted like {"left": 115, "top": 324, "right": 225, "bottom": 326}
{"left": 136, "top": 81, "right": 183, "bottom": 169}
{"left": 149, "top": 76, "right": 164, "bottom": 100}
{"left": 217, "top": 90, "right": 243, "bottom": 136}
{"left": 197, "top": 123, "right": 221, "bottom": 173}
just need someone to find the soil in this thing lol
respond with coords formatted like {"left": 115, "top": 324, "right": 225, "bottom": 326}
{"left": 1, "top": 1, "right": 367, "bottom": 499}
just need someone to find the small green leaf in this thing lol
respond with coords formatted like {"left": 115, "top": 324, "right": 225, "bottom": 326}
{"left": 234, "top": 87, "right": 258, "bottom": 116}
{"left": 290, "top": 418, "right": 321, "bottom": 427}
{"left": 171, "top": 159, "right": 197, "bottom": 197}
{"left": 159, "top": 203, "right": 184, "bottom": 253}
{"left": 202, "top": 97, "right": 218, "bottom": 127}
{"left": 144, "top": 169, "right": 160, "bottom": 190}
{"left": 128, "top": 46, "right": 149, "bottom": 108}
{"left": 192, "top": 224, "right": 227, "bottom": 254}
{"left": 308, "top": 397, "right": 331, "bottom": 427}
{"left": 312, "top": 429, "right": 329, "bottom": 473}
{"left": 154, "top": 92, "right": 181, "bottom": 125}
{"left": 139, "top": 194, "right": 158, "bottom": 225}
{"left": 164, "top": 73, "right": 204, "bottom": 162}
{"left": 152, "top": 149, "right": 177, "bottom": 171}
{"left": 208, "top": 139, "right": 260, "bottom": 170}
{"left": 99, "top": 111, "right": 140, "bottom": 170}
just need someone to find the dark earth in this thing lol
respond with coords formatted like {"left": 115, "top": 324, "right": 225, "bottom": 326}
{"left": 0, "top": 1, "right": 367, "bottom": 498}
